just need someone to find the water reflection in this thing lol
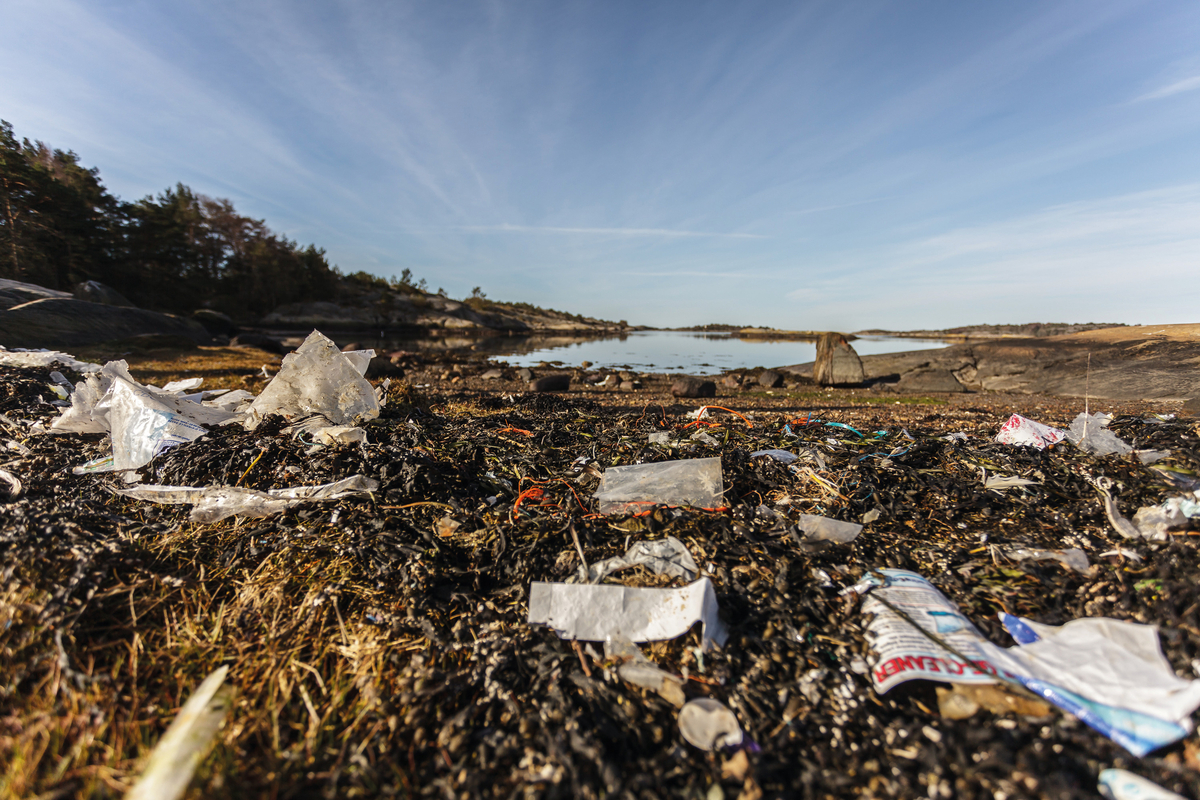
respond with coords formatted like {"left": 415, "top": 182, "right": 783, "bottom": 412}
{"left": 338, "top": 330, "right": 952, "bottom": 376}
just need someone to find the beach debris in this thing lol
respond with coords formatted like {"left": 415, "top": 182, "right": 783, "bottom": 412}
{"left": 1068, "top": 412, "right": 1133, "bottom": 456}
{"left": 796, "top": 513, "right": 863, "bottom": 544}
{"left": 1091, "top": 476, "right": 1148, "bottom": 540}
{"left": 593, "top": 457, "right": 724, "bottom": 514}
{"left": 678, "top": 698, "right": 743, "bottom": 750}
{"left": 1098, "top": 769, "right": 1185, "bottom": 800}
{"left": 935, "top": 683, "right": 1052, "bottom": 720}
{"left": 982, "top": 472, "right": 1038, "bottom": 491}
{"left": 527, "top": 577, "right": 727, "bottom": 650}
{"left": 858, "top": 568, "right": 1200, "bottom": 756}
{"left": 0, "top": 346, "right": 101, "bottom": 373}
{"left": 577, "top": 535, "right": 698, "bottom": 583}
{"left": 1133, "top": 494, "right": 1200, "bottom": 539}
{"left": 604, "top": 636, "right": 686, "bottom": 707}
{"left": 118, "top": 475, "right": 379, "bottom": 523}
{"left": 245, "top": 330, "right": 378, "bottom": 430}
{"left": 1007, "top": 546, "right": 1090, "bottom": 573}
{"left": 126, "top": 665, "right": 232, "bottom": 800}
{"left": 995, "top": 413, "right": 1067, "bottom": 449}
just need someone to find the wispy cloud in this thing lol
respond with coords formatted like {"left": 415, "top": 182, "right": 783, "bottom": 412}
{"left": 1135, "top": 74, "right": 1200, "bottom": 102}
{"left": 448, "top": 224, "right": 764, "bottom": 239}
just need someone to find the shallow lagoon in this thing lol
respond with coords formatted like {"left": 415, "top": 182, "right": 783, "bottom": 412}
{"left": 488, "top": 331, "right": 949, "bottom": 375}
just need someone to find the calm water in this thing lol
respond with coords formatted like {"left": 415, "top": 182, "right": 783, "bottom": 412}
{"left": 487, "top": 331, "right": 950, "bottom": 375}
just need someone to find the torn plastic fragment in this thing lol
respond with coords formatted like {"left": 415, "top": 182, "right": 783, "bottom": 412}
{"left": 995, "top": 414, "right": 1066, "bottom": 449}
{"left": 126, "top": 665, "right": 232, "bottom": 800}
{"left": 1098, "top": 769, "right": 1184, "bottom": 800}
{"left": 690, "top": 430, "right": 718, "bottom": 446}
{"left": 118, "top": 475, "right": 379, "bottom": 523}
{"left": 1068, "top": 412, "right": 1133, "bottom": 456}
{"left": 1008, "top": 547, "right": 1089, "bottom": 573}
{"left": 0, "top": 346, "right": 101, "bottom": 373}
{"left": 578, "top": 536, "right": 698, "bottom": 583}
{"left": 858, "top": 568, "right": 1200, "bottom": 756}
{"left": 1136, "top": 449, "right": 1172, "bottom": 465}
{"left": 312, "top": 426, "right": 368, "bottom": 445}
{"left": 1133, "top": 494, "right": 1200, "bottom": 539}
{"left": 593, "top": 457, "right": 724, "bottom": 514}
{"left": 796, "top": 514, "right": 862, "bottom": 543}
{"left": 604, "top": 636, "right": 685, "bottom": 707}
{"left": 983, "top": 473, "right": 1038, "bottom": 491}
{"left": 245, "top": 330, "right": 379, "bottom": 430}
{"left": 678, "top": 698, "right": 743, "bottom": 750}
{"left": 162, "top": 377, "right": 204, "bottom": 393}
{"left": 1091, "top": 476, "right": 1145, "bottom": 540}
{"left": 527, "top": 577, "right": 727, "bottom": 650}
{"left": 0, "top": 468, "right": 21, "bottom": 497}
{"left": 648, "top": 431, "right": 673, "bottom": 445}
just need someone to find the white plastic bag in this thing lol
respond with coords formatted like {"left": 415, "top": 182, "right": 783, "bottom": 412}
{"left": 119, "top": 475, "right": 379, "bottom": 523}
{"left": 1068, "top": 412, "right": 1133, "bottom": 456}
{"left": 593, "top": 457, "right": 724, "bottom": 514}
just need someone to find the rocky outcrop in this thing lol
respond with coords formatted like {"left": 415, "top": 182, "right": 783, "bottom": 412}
{"left": 813, "top": 333, "right": 865, "bottom": 386}
{"left": 0, "top": 278, "right": 72, "bottom": 310}
{"left": 0, "top": 298, "right": 211, "bottom": 349}
{"left": 782, "top": 325, "right": 1200, "bottom": 401}
{"left": 74, "top": 280, "right": 134, "bottom": 307}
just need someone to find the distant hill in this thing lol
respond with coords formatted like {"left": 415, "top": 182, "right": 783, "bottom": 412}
{"left": 856, "top": 322, "right": 1127, "bottom": 339}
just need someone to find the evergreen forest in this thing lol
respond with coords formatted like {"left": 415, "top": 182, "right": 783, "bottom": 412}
{"left": 0, "top": 119, "right": 339, "bottom": 321}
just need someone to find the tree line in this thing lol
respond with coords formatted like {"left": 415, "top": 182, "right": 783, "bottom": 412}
{"left": 0, "top": 119, "right": 339, "bottom": 320}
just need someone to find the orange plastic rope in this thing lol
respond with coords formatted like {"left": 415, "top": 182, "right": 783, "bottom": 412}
{"left": 694, "top": 406, "right": 753, "bottom": 427}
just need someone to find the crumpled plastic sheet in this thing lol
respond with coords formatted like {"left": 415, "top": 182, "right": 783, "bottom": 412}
{"left": 593, "top": 457, "right": 724, "bottom": 514}
{"left": 796, "top": 513, "right": 862, "bottom": 543}
{"left": 576, "top": 536, "right": 698, "bottom": 583}
{"left": 118, "top": 475, "right": 379, "bottom": 523}
{"left": 603, "top": 636, "right": 685, "bottom": 707}
{"left": 311, "top": 426, "right": 369, "bottom": 445}
{"left": 1098, "top": 768, "right": 1185, "bottom": 800}
{"left": 527, "top": 577, "right": 727, "bottom": 650}
{"left": 995, "top": 414, "right": 1067, "bottom": 449}
{"left": 1133, "top": 494, "right": 1200, "bottom": 540}
{"left": 0, "top": 346, "right": 101, "bottom": 373}
{"left": 1008, "top": 547, "right": 1090, "bottom": 573}
{"left": 1068, "top": 412, "right": 1133, "bottom": 456}
{"left": 245, "top": 330, "right": 379, "bottom": 430}
{"left": 858, "top": 569, "right": 1200, "bottom": 756}
{"left": 983, "top": 472, "right": 1039, "bottom": 491}
{"left": 98, "top": 379, "right": 238, "bottom": 471}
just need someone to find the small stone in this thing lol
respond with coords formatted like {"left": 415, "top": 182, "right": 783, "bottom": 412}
{"left": 530, "top": 374, "right": 571, "bottom": 392}
{"left": 481, "top": 369, "right": 504, "bottom": 380}
{"left": 618, "top": 380, "right": 640, "bottom": 392}
{"left": 618, "top": 371, "right": 637, "bottom": 382}
{"left": 580, "top": 360, "right": 592, "bottom": 369}
{"left": 517, "top": 368, "right": 534, "bottom": 382}
{"left": 757, "top": 369, "right": 784, "bottom": 388}
{"left": 720, "top": 374, "right": 743, "bottom": 388}
{"left": 600, "top": 374, "right": 619, "bottom": 388}
{"left": 671, "top": 377, "right": 716, "bottom": 398}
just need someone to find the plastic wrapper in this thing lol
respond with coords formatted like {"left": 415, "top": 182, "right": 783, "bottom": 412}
{"left": 677, "top": 698, "right": 743, "bottom": 750}
{"left": 1068, "top": 412, "right": 1133, "bottom": 456}
{"left": 578, "top": 536, "right": 698, "bottom": 583}
{"left": 796, "top": 514, "right": 863, "bottom": 543}
{"left": 1008, "top": 547, "right": 1089, "bottom": 573}
{"left": 245, "top": 330, "right": 379, "bottom": 430}
{"left": 995, "top": 414, "right": 1066, "bottom": 449}
{"left": 126, "top": 666, "right": 231, "bottom": 800}
{"left": 119, "top": 475, "right": 379, "bottom": 523}
{"left": 50, "top": 360, "right": 136, "bottom": 434}
{"left": 593, "top": 457, "right": 724, "bottom": 514}
{"left": 312, "top": 426, "right": 369, "bottom": 445}
{"left": 858, "top": 569, "right": 1200, "bottom": 756}
{"left": 604, "top": 636, "right": 685, "bottom": 706}
{"left": 527, "top": 577, "right": 727, "bottom": 650}
{"left": 1098, "top": 769, "right": 1184, "bottom": 800}
{"left": 1133, "top": 494, "right": 1200, "bottom": 539}
{"left": 96, "top": 379, "right": 238, "bottom": 471}
{"left": 0, "top": 346, "right": 100, "bottom": 373}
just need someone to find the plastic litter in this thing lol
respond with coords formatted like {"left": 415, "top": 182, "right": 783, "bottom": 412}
{"left": 126, "top": 665, "right": 231, "bottom": 800}
{"left": 1068, "top": 412, "right": 1133, "bottom": 456}
{"left": 0, "top": 468, "right": 22, "bottom": 497}
{"left": 118, "top": 475, "right": 379, "bottom": 523}
{"left": 796, "top": 513, "right": 863, "bottom": 544}
{"left": 312, "top": 426, "right": 369, "bottom": 445}
{"left": 604, "top": 636, "right": 686, "bottom": 707}
{"left": 857, "top": 568, "right": 1200, "bottom": 756}
{"left": 995, "top": 414, "right": 1067, "bottom": 449}
{"left": 1007, "top": 547, "right": 1089, "bottom": 573}
{"left": 593, "top": 457, "right": 724, "bottom": 514}
{"left": 162, "top": 377, "right": 204, "bottom": 393}
{"left": 577, "top": 535, "right": 698, "bottom": 583}
{"left": 95, "top": 378, "right": 238, "bottom": 471}
{"left": 245, "top": 330, "right": 379, "bottom": 430}
{"left": 527, "top": 577, "right": 727, "bottom": 650}
{"left": 983, "top": 473, "right": 1038, "bottom": 491}
{"left": 50, "top": 359, "right": 136, "bottom": 434}
{"left": 1091, "top": 476, "right": 1146, "bottom": 540}
{"left": 678, "top": 698, "right": 743, "bottom": 751}
{"left": 1136, "top": 449, "right": 1172, "bottom": 465}
{"left": 1098, "top": 769, "right": 1185, "bottom": 800}
{"left": 0, "top": 346, "right": 100, "bottom": 373}
{"left": 1133, "top": 494, "right": 1200, "bottom": 539}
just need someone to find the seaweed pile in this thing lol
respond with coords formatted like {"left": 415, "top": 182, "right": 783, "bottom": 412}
{"left": 2, "top": 361, "right": 1200, "bottom": 799}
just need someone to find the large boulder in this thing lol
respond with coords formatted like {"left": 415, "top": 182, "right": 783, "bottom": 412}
{"left": 896, "top": 368, "right": 965, "bottom": 393}
{"left": 74, "top": 280, "right": 134, "bottom": 307}
{"left": 0, "top": 278, "right": 72, "bottom": 310}
{"left": 813, "top": 333, "right": 865, "bottom": 386}
{"left": 0, "top": 298, "right": 211, "bottom": 349}
{"left": 671, "top": 377, "right": 717, "bottom": 398}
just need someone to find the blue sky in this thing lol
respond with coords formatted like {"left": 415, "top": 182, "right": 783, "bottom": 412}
{"left": 2, "top": 0, "right": 1198, "bottom": 330}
